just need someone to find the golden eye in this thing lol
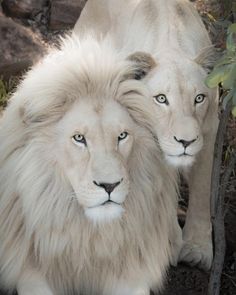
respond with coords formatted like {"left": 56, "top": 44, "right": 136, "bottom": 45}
{"left": 118, "top": 131, "right": 128, "bottom": 142}
{"left": 195, "top": 94, "right": 206, "bottom": 104}
{"left": 72, "top": 134, "right": 87, "bottom": 145}
{"left": 154, "top": 94, "right": 169, "bottom": 105}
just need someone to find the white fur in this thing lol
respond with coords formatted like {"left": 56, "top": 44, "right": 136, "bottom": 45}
{"left": 85, "top": 203, "right": 125, "bottom": 223}
{"left": 0, "top": 36, "right": 179, "bottom": 294}
{"left": 17, "top": 270, "right": 54, "bottom": 295}
{"left": 75, "top": 0, "right": 219, "bottom": 270}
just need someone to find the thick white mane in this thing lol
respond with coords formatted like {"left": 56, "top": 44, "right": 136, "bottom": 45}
{"left": 0, "top": 35, "right": 178, "bottom": 294}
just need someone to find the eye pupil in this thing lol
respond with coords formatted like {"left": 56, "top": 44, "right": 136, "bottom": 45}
{"left": 72, "top": 134, "right": 86, "bottom": 145}
{"left": 154, "top": 94, "right": 168, "bottom": 105}
{"left": 195, "top": 94, "right": 205, "bottom": 104}
{"left": 118, "top": 131, "right": 128, "bottom": 141}
{"left": 76, "top": 135, "right": 82, "bottom": 140}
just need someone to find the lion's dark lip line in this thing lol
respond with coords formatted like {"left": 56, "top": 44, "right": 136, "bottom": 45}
{"left": 101, "top": 200, "right": 121, "bottom": 206}
{"left": 167, "top": 153, "right": 194, "bottom": 157}
{"left": 88, "top": 200, "right": 122, "bottom": 209}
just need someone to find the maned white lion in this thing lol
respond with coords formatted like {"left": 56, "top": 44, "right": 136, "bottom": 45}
{"left": 0, "top": 35, "right": 180, "bottom": 295}
{"left": 75, "top": 0, "right": 219, "bottom": 270}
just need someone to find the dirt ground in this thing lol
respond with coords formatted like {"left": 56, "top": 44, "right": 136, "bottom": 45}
{"left": 160, "top": 186, "right": 236, "bottom": 295}
{"left": 0, "top": 0, "right": 235, "bottom": 294}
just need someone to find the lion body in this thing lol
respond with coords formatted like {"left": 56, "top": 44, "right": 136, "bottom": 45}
{"left": 75, "top": 0, "right": 219, "bottom": 269}
{"left": 0, "top": 36, "right": 179, "bottom": 295}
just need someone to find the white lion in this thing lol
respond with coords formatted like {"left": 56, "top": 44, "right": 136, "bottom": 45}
{"left": 0, "top": 36, "right": 180, "bottom": 295}
{"left": 75, "top": 0, "right": 219, "bottom": 270}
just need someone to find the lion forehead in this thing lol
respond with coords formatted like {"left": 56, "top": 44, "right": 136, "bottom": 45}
{"left": 147, "top": 59, "right": 212, "bottom": 105}
{"left": 57, "top": 99, "right": 135, "bottom": 137}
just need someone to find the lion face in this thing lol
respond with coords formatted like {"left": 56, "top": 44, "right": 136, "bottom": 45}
{"left": 145, "top": 57, "right": 217, "bottom": 167}
{"left": 55, "top": 98, "right": 136, "bottom": 223}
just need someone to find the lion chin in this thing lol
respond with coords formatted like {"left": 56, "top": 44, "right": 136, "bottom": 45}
{"left": 85, "top": 203, "right": 125, "bottom": 223}
{"left": 165, "top": 154, "right": 196, "bottom": 167}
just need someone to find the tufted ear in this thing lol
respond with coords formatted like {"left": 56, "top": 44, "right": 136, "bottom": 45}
{"left": 127, "top": 51, "right": 157, "bottom": 80}
{"left": 194, "top": 46, "right": 220, "bottom": 73}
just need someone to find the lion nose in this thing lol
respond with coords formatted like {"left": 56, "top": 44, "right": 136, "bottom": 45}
{"left": 93, "top": 179, "right": 122, "bottom": 194}
{"left": 174, "top": 136, "right": 197, "bottom": 148}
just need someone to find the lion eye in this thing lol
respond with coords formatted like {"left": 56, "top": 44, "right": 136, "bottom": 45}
{"left": 195, "top": 94, "right": 205, "bottom": 104}
{"left": 72, "top": 134, "right": 87, "bottom": 145}
{"left": 118, "top": 131, "right": 128, "bottom": 142}
{"left": 154, "top": 94, "right": 169, "bottom": 105}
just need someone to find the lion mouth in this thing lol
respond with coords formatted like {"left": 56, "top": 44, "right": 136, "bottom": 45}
{"left": 88, "top": 200, "right": 122, "bottom": 209}
{"left": 101, "top": 200, "right": 121, "bottom": 206}
{"left": 168, "top": 152, "right": 194, "bottom": 158}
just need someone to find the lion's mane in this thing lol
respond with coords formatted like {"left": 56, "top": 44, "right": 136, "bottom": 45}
{"left": 0, "top": 35, "right": 177, "bottom": 294}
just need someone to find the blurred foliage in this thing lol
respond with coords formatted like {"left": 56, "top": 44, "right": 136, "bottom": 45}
{"left": 0, "top": 79, "right": 8, "bottom": 111}
{"left": 206, "top": 23, "right": 236, "bottom": 117}
{"left": 0, "top": 78, "right": 17, "bottom": 111}
{"left": 199, "top": 0, "right": 234, "bottom": 50}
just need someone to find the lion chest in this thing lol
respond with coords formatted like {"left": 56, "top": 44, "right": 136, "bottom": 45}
{"left": 33, "top": 220, "right": 132, "bottom": 291}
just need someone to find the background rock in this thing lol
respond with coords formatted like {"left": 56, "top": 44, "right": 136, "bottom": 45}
{"left": 49, "top": 0, "right": 87, "bottom": 30}
{"left": 2, "top": 0, "right": 47, "bottom": 19}
{"left": 0, "top": 14, "right": 46, "bottom": 79}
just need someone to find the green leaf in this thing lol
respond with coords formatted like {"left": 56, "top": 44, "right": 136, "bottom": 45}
{"left": 205, "top": 65, "right": 232, "bottom": 88}
{"left": 226, "top": 24, "right": 236, "bottom": 52}
{"left": 226, "top": 33, "right": 236, "bottom": 52}
{"left": 232, "top": 106, "right": 236, "bottom": 117}
{"left": 214, "top": 55, "right": 233, "bottom": 67}
{"left": 228, "top": 23, "right": 236, "bottom": 34}
{"left": 222, "top": 64, "right": 236, "bottom": 89}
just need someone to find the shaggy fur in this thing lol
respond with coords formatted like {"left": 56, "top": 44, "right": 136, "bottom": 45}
{"left": 0, "top": 36, "right": 178, "bottom": 295}
{"left": 75, "top": 0, "right": 219, "bottom": 270}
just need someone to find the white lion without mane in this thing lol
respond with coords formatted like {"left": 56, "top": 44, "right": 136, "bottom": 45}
{"left": 0, "top": 36, "right": 179, "bottom": 295}
{"left": 75, "top": 0, "right": 219, "bottom": 270}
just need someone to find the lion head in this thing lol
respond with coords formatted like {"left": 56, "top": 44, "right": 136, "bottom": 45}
{"left": 55, "top": 98, "right": 136, "bottom": 223}
{"left": 0, "top": 36, "right": 159, "bottom": 226}
{"left": 131, "top": 49, "right": 218, "bottom": 167}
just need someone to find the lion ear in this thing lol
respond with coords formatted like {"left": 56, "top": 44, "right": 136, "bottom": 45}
{"left": 127, "top": 51, "right": 157, "bottom": 80}
{"left": 194, "top": 46, "right": 219, "bottom": 73}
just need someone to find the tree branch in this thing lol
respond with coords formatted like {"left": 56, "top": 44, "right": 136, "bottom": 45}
{"left": 208, "top": 101, "right": 233, "bottom": 295}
